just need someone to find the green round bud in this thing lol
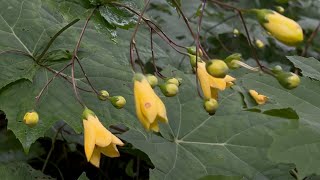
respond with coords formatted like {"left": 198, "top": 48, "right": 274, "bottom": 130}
{"left": 110, "top": 96, "right": 126, "bottom": 109}
{"left": 23, "top": 111, "right": 39, "bottom": 127}
{"left": 224, "top": 53, "right": 242, "bottom": 69}
{"left": 255, "top": 39, "right": 265, "bottom": 48}
{"left": 271, "top": 65, "right": 283, "bottom": 74}
{"left": 160, "top": 83, "right": 179, "bottom": 97}
{"left": 146, "top": 74, "right": 158, "bottom": 88}
{"left": 275, "top": 6, "right": 285, "bottom": 13}
{"left": 187, "top": 46, "right": 203, "bottom": 57}
{"left": 206, "top": 59, "right": 229, "bottom": 78}
{"left": 166, "top": 77, "right": 180, "bottom": 86}
{"left": 233, "top": 28, "right": 239, "bottom": 36}
{"left": 188, "top": 54, "right": 203, "bottom": 68}
{"left": 203, "top": 98, "right": 219, "bottom": 114}
{"left": 98, "top": 90, "right": 110, "bottom": 101}
{"left": 276, "top": 72, "right": 300, "bottom": 89}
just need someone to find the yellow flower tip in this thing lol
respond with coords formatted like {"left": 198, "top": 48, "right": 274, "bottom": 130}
{"left": 263, "top": 10, "right": 303, "bottom": 46}
{"left": 83, "top": 114, "right": 123, "bottom": 168}
{"left": 23, "top": 111, "right": 39, "bottom": 127}
{"left": 134, "top": 74, "right": 169, "bottom": 132}
{"left": 249, "top": 90, "right": 268, "bottom": 105}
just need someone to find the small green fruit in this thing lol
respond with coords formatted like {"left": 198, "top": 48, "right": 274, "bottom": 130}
{"left": 206, "top": 59, "right": 229, "bottom": 78}
{"left": 203, "top": 99, "right": 219, "bottom": 114}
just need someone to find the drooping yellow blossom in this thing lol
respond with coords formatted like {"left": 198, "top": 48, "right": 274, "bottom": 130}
{"left": 258, "top": 10, "right": 303, "bottom": 46}
{"left": 133, "top": 73, "right": 168, "bottom": 132}
{"left": 197, "top": 61, "right": 236, "bottom": 100}
{"left": 249, "top": 90, "right": 268, "bottom": 105}
{"left": 82, "top": 108, "right": 124, "bottom": 168}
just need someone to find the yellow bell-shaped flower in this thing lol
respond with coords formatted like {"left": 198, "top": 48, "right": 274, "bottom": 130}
{"left": 133, "top": 73, "right": 168, "bottom": 132}
{"left": 197, "top": 61, "right": 236, "bottom": 100}
{"left": 257, "top": 9, "right": 303, "bottom": 46}
{"left": 82, "top": 108, "right": 124, "bottom": 168}
{"left": 249, "top": 90, "right": 268, "bottom": 105}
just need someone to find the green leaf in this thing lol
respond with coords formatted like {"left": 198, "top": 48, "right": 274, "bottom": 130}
{"left": 198, "top": 175, "right": 244, "bottom": 180}
{"left": 240, "top": 73, "right": 320, "bottom": 178}
{"left": 121, "top": 68, "right": 294, "bottom": 180}
{"left": 77, "top": 172, "right": 89, "bottom": 180}
{"left": 287, "top": 56, "right": 320, "bottom": 81}
{"left": 0, "top": 162, "right": 53, "bottom": 180}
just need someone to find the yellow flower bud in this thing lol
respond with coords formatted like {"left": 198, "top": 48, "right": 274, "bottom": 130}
{"left": 254, "top": 9, "right": 303, "bottom": 46}
{"left": 160, "top": 83, "right": 179, "bottom": 97}
{"left": 98, "top": 90, "right": 110, "bottom": 101}
{"left": 203, "top": 98, "right": 219, "bottom": 114}
{"left": 23, "top": 111, "right": 39, "bottom": 127}
{"left": 206, "top": 59, "right": 229, "bottom": 78}
{"left": 146, "top": 74, "right": 158, "bottom": 88}
{"left": 255, "top": 39, "right": 265, "bottom": 48}
{"left": 110, "top": 96, "right": 126, "bottom": 109}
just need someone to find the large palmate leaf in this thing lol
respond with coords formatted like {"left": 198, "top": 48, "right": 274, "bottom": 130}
{"left": 0, "top": 0, "right": 168, "bottom": 151}
{"left": 121, "top": 68, "right": 294, "bottom": 180}
{"left": 240, "top": 73, "right": 320, "bottom": 179}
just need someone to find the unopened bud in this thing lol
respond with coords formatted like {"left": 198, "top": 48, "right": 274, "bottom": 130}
{"left": 203, "top": 99, "right": 219, "bottom": 114}
{"left": 110, "top": 96, "right": 126, "bottom": 109}
{"left": 160, "top": 83, "right": 179, "bottom": 97}
{"left": 23, "top": 111, "right": 39, "bottom": 127}
{"left": 271, "top": 65, "right": 283, "bottom": 74}
{"left": 187, "top": 46, "right": 203, "bottom": 57}
{"left": 275, "top": 6, "right": 285, "bottom": 13}
{"left": 276, "top": 72, "right": 300, "bottom": 89}
{"left": 255, "top": 39, "right": 265, "bottom": 48}
{"left": 206, "top": 59, "right": 229, "bottom": 78}
{"left": 146, "top": 74, "right": 158, "bottom": 88}
{"left": 233, "top": 28, "right": 239, "bottom": 36}
{"left": 224, "top": 53, "right": 242, "bottom": 69}
{"left": 166, "top": 77, "right": 181, "bottom": 86}
{"left": 98, "top": 90, "right": 110, "bottom": 101}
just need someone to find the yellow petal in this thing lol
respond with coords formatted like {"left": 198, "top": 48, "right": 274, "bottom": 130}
{"left": 155, "top": 97, "right": 168, "bottom": 123}
{"left": 99, "top": 144, "right": 120, "bottom": 158}
{"left": 210, "top": 76, "right": 226, "bottom": 90}
{"left": 249, "top": 90, "right": 268, "bottom": 105}
{"left": 111, "top": 134, "right": 124, "bottom": 146}
{"left": 83, "top": 119, "right": 96, "bottom": 161}
{"left": 134, "top": 82, "right": 151, "bottom": 130}
{"left": 197, "top": 62, "right": 212, "bottom": 99}
{"left": 89, "top": 147, "right": 101, "bottom": 168}
{"left": 210, "top": 87, "right": 219, "bottom": 100}
{"left": 149, "top": 121, "right": 159, "bottom": 132}
{"left": 89, "top": 115, "right": 112, "bottom": 147}
{"left": 136, "top": 79, "right": 158, "bottom": 123}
